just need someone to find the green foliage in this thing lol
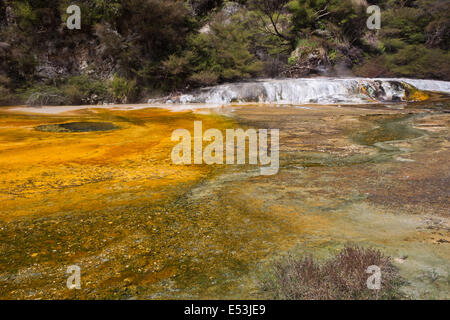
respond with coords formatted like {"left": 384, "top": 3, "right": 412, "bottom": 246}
{"left": 190, "top": 0, "right": 223, "bottom": 16}
{"left": 386, "top": 45, "right": 450, "bottom": 80}
{"left": 21, "top": 84, "right": 67, "bottom": 106}
{"left": 296, "top": 38, "right": 319, "bottom": 49}
{"left": 189, "top": 71, "right": 220, "bottom": 87}
{"left": 354, "top": 0, "right": 450, "bottom": 80}
{"left": 382, "top": 39, "right": 406, "bottom": 53}
{"left": 120, "top": 0, "right": 196, "bottom": 60}
{"left": 20, "top": 76, "right": 111, "bottom": 106}
{"left": 56, "top": 0, "right": 123, "bottom": 32}
{"left": 328, "top": 49, "right": 338, "bottom": 63}
{"left": 67, "top": 76, "right": 108, "bottom": 96}
{"left": 162, "top": 15, "right": 263, "bottom": 89}
{"left": 63, "top": 76, "right": 109, "bottom": 104}
{"left": 109, "top": 75, "right": 138, "bottom": 103}
{"left": 290, "top": 0, "right": 367, "bottom": 43}
{"left": 12, "top": 1, "right": 38, "bottom": 31}
{"left": 0, "top": 0, "right": 449, "bottom": 105}
{"left": 355, "top": 45, "right": 450, "bottom": 80}
{"left": 206, "top": 20, "right": 264, "bottom": 80}
{"left": 288, "top": 56, "right": 298, "bottom": 65}
{"left": 381, "top": 7, "right": 431, "bottom": 45}
{"left": 353, "top": 55, "right": 394, "bottom": 78}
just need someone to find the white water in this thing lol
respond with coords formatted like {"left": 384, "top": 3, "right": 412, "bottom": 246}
{"left": 159, "top": 78, "right": 450, "bottom": 105}
{"left": 397, "top": 78, "right": 450, "bottom": 93}
{"left": 8, "top": 78, "right": 450, "bottom": 115}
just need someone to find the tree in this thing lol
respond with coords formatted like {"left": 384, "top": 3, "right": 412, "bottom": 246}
{"left": 250, "top": 0, "right": 294, "bottom": 46}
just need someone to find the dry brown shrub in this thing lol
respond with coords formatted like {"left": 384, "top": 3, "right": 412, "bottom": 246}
{"left": 260, "top": 246, "right": 405, "bottom": 300}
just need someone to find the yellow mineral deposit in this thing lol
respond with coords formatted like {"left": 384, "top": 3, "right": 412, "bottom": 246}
{"left": 0, "top": 103, "right": 448, "bottom": 300}
{"left": 0, "top": 108, "right": 219, "bottom": 221}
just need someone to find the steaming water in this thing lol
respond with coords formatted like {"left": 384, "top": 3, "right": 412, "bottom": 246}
{"left": 158, "top": 78, "right": 450, "bottom": 105}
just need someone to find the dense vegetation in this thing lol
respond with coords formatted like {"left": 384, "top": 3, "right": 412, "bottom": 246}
{"left": 0, "top": 0, "right": 448, "bottom": 105}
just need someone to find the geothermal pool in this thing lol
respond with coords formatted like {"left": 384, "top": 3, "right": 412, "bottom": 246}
{"left": 0, "top": 97, "right": 449, "bottom": 299}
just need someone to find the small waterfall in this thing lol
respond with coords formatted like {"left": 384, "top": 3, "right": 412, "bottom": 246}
{"left": 151, "top": 78, "right": 450, "bottom": 105}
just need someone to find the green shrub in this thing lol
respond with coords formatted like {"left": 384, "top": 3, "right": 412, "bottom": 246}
{"left": 382, "top": 39, "right": 406, "bottom": 53}
{"left": 288, "top": 56, "right": 298, "bottom": 66}
{"left": 386, "top": 45, "right": 450, "bottom": 80}
{"left": 57, "top": 76, "right": 109, "bottom": 105}
{"left": 1, "top": 0, "right": 449, "bottom": 94}
{"left": 59, "top": 0, "right": 122, "bottom": 31}
{"left": 20, "top": 76, "right": 110, "bottom": 106}
{"left": 12, "top": 1, "right": 38, "bottom": 31}
{"left": 67, "top": 76, "right": 107, "bottom": 95}
{"left": 188, "top": 71, "right": 219, "bottom": 86}
{"left": 355, "top": 44, "right": 450, "bottom": 81}
{"left": 162, "top": 14, "right": 263, "bottom": 89}
{"left": 108, "top": 75, "right": 138, "bottom": 103}
{"left": 61, "top": 85, "right": 83, "bottom": 105}
{"left": 290, "top": 0, "right": 367, "bottom": 43}
{"left": 22, "top": 84, "right": 67, "bottom": 106}
{"left": 381, "top": 7, "right": 431, "bottom": 45}
{"left": 353, "top": 55, "right": 394, "bottom": 78}
{"left": 162, "top": 54, "right": 191, "bottom": 89}
{"left": 195, "top": 19, "right": 264, "bottom": 81}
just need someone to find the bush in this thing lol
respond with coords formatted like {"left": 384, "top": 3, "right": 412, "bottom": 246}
{"left": 108, "top": 75, "right": 138, "bottom": 103}
{"left": 59, "top": 0, "right": 122, "bottom": 32}
{"left": 353, "top": 55, "right": 394, "bottom": 78}
{"left": 22, "top": 84, "right": 67, "bottom": 106}
{"left": 21, "top": 76, "right": 110, "bottom": 106}
{"left": 190, "top": 0, "right": 223, "bottom": 16}
{"left": 188, "top": 22, "right": 264, "bottom": 82}
{"left": 260, "top": 246, "right": 404, "bottom": 300}
{"left": 290, "top": 0, "right": 367, "bottom": 44}
{"left": 386, "top": 45, "right": 450, "bottom": 80}
{"left": 1, "top": 0, "right": 448, "bottom": 94}
{"left": 63, "top": 75, "right": 109, "bottom": 104}
{"left": 189, "top": 70, "right": 219, "bottom": 86}
{"left": 354, "top": 44, "right": 450, "bottom": 81}
{"left": 61, "top": 85, "right": 83, "bottom": 105}
{"left": 0, "top": 85, "right": 18, "bottom": 106}
{"left": 382, "top": 39, "right": 406, "bottom": 53}
{"left": 162, "top": 13, "right": 263, "bottom": 89}
{"left": 12, "top": 1, "right": 39, "bottom": 31}
{"left": 381, "top": 7, "right": 431, "bottom": 45}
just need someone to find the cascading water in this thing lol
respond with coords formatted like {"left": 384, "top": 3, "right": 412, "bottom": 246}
{"left": 150, "top": 78, "right": 450, "bottom": 105}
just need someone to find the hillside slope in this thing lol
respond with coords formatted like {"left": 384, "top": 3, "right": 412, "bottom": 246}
{"left": 0, "top": 0, "right": 448, "bottom": 105}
